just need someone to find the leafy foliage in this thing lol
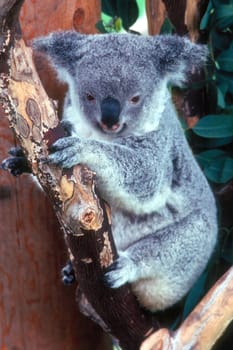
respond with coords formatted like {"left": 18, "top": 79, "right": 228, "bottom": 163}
{"left": 193, "top": 0, "right": 233, "bottom": 184}
{"left": 96, "top": 0, "right": 139, "bottom": 32}
{"left": 180, "top": 1, "right": 233, "bottom": 328}
{"left": 180, "top": 1, "right": 233, "bottom": 326}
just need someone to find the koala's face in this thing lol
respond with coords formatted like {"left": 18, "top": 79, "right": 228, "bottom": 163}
{"left": 34, "top": 31, "right": 207, "bottom": 137}
{"left": 74, "top": 50, "right": 158, "bottom": 136}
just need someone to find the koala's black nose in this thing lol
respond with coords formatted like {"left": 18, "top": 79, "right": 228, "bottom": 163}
{"left": 100, "top": 97, "right": 121, "bottom": 129}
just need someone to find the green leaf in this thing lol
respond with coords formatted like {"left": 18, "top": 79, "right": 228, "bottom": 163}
{"left": 216, "top": 15, "right": 233, "bottom": 31}
{"left": 196, "top": 149, "right": 225, "bottom": 165}
{"left": 200, "top": 0, "right": 214, "bottom": 30}
{"left": 101, "top": 0, "right": 139, "bottom": 29}
{"left": 196, "top": 150, "right": 233, "bottom": 183}
{"left": 117, "top": 0, "right": 139, "bottom": 30}
{"left": 209, "top": 29, "right": 229, "bottom": 51}
{"left": 193, "top": 115, "right": 233, "bottom": 138}
{"left": 216, "top": 72, "right": 233, "bottom": 94}
{"left": 216, "top": 47, "right": 233, "bottom": 72}
{"left": 160, "top": 17, "right": 175, "bottom": 34}
{"left": 114, "top": 17, "right": 123, "bottom": 32}
{"left": 215, "top": 4, "right": 233, "bottom": 21}
{"left": 217, "top": 87, "right": 225, "bottom": 108}
{"left": 95, "top": 20, "right": 108, "bottom": 33}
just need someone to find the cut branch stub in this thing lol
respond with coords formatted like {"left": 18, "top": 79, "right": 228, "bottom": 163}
{"left": 60, "top": 166, "right": 104, "bottom": 232}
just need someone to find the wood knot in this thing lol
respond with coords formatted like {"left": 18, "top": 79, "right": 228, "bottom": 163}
{"left": 15, "top": 114, "right": 30, "bottom": 138}
{"left": 26, "top": 98, "right": 41, "bottom": 127}
{"left": 73, "top": 8, "right": 85, "bottom": 30}
{"left": 80, "top": 208, "right": 96, "bottom": 228}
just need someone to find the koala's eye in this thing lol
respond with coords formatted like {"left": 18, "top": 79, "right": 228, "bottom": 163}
{"left": 86, "top": 93, "right": 95, "bottom": 102}
{"left": 130, "top": 95, "right": 140, "bottom": 104}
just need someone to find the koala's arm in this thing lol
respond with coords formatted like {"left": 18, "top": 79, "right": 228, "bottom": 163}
{"left": 49, "top": 133, "right": 172, "bottom": 213}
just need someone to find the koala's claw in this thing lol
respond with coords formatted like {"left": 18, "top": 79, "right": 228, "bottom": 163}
{"left": 49, "top": 136, "right": 79, "bottom": 152}
{"left": 104, "top": 255, "right": 131, "bottom": 289}
{"left": 8, "top": 146, "right": 25, "bottom": 157}
{"left": 1, "top": 147, "right": 31, "bottom": 176}
{"left": 48, "top": 136, "right": 81, "bottom": 168}
{"left": 60, "top": 120, "right": 73, "bottom": 137}
{"left": 61, "top": 261, "right": 76, "bottom": 285}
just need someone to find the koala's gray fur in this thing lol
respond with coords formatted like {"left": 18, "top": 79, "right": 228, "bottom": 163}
{"left": 33, "top": 31, "right": 217, "bottom": 311}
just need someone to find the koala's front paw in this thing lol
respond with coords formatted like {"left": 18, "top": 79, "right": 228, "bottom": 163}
{"left": 104, "top": 253, "right": 134, "bottom": 289}
{"left": 1, "top": 147, "right": 31, "bottom": 176}
{"left": 48, "top": 136, "right": 81, "bottom": 168}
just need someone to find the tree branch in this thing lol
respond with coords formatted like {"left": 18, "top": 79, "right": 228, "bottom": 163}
{"left": 140, "top": 267, "right": 233, "bottom": 350}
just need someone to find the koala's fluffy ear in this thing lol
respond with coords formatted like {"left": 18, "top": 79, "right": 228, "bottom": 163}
{"left": 151, "top": 35, "right": 208, "bottom": 85}
{"left": 32, "top": 31, "right": 87, "bottom": 81}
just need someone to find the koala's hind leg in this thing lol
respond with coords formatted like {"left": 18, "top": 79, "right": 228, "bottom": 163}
{"left": 105, "top": 209, "right": 217, "bottom": 311}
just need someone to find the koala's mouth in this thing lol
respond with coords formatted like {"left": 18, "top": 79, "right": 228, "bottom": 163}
{"left": 98, "top": 122, "right": 126, "bottom": 134}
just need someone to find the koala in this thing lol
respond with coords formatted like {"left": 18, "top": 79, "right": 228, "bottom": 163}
{"left": 31, "top": 31, "right": 217, "bottom": 312}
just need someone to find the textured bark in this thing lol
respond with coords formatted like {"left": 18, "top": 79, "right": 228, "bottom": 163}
{"left": 145, "top": 0, "right": 187, "bottom": 36}
{"left": 145, "top": 0, "right": 166, "bottom": 35}
{"left": 19, "top": 0, "right": 101, "bottom": 41}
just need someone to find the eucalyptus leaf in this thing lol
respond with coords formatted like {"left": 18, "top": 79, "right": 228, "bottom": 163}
{"left": 216, "top": 15, "right": 233, "bottom": 30}
{"left": 200, "top": 0, "right": 213, "bottom": 30}
{"left": 196, "top": 149, "right": 226, "bottom": 165}
{"left": 216, "top": 72, "right": 233, "bottom": 94}
{"left": 197, "top": 148, "right": 233, "bottom": 182}
{"left": 101, "top": 0, "right": 139, "bottom": 30}
{"left": 193, "top": 115, "right": 233, "bottom": 138}
{"left": 101, "top": 0, "right": 117, "bottom": 17}
{"left": 216, "top": 48, "right": 233, "bottom": 72}
{"left": 117, "top": 0, "right": 139, "bottom": 29}
{"left": 215, "top": 4, "right": 233, "bottom": 21}
{"left": 95, "top": 20, "right": 108, "bottom": 33}
{"left": 217, "top": 87, "right": 225, "bottom": 108}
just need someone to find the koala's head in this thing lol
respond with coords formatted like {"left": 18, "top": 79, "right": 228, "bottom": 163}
{"left": 33, "top": 31, "right": 207, "bottom": 137}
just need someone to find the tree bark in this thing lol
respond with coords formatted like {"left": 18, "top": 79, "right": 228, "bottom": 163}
{"left": 19, "top": 0, "right": 101, "bottom": 41}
